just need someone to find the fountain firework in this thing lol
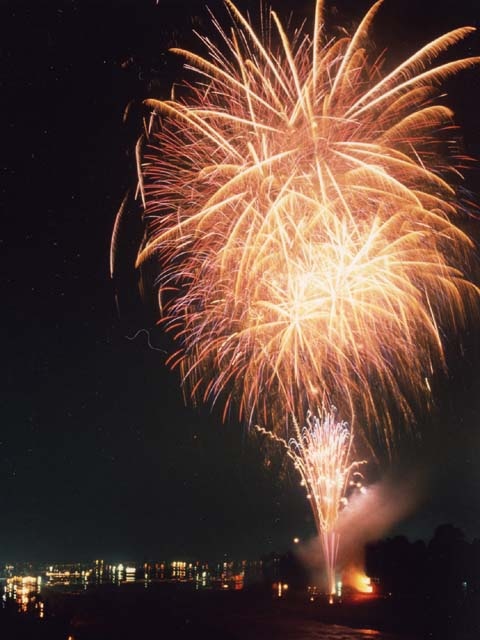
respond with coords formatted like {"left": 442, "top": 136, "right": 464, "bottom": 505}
{"left": 257, "top": 408, "right": 365, "bottom": 600}
{"left": 122, "top": 0, "right": 479, "bottom": 447}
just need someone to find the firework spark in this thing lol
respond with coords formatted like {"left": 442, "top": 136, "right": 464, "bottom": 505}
{"left": 257, "top": 408, "right": 366, "bottom": 599}
{"left": 129, "top": 0, "right": 479, "bottom": 445}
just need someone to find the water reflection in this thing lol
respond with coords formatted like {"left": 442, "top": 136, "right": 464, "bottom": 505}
{"left": 2, "top": 575, "right": 44, "bottom": 617}
{"left": 263, "top": 625, "right": 397, "bottom": 639}
{"left": 0, "top": 563, "right": 421, "bottom": 640}
{"left": 0, "top": 558, "right": 263, "bottom": 619}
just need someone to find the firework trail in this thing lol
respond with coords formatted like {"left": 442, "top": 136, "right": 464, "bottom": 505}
{"left": 257, "top": 408, "right": 366, "bottom": 599}
{"left": 126, "top": 0, "right": 479, "bottom": 447}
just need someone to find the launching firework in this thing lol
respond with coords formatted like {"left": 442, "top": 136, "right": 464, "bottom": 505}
{"left": 257, "top": 408, "right": 366, "bottom": 599}
{"left": 126, "top": 0, "right": 479, "bottom": 446}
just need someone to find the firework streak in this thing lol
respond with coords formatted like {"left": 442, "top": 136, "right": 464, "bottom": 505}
{"left": 256, "top": 409, "right": 366, "bottom": 598}
{"left": 130, "top": 0, "right": 479, "bottom": 447}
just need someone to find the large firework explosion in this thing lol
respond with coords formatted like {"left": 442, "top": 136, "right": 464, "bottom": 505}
{"left": 126, "top": 0, "right": 479, "bottom": 449}
{"left": 257, "top": 408, "right": 366, "bottom": 599}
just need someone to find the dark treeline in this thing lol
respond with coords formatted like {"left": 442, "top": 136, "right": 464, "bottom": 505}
{"left": 365, "top": 523, "right": 480, "bottom": 638}
{"left": 366, "top": 523, "right": 480, "bottom": 597}
{"left": 259, "top": 525, "right": 480, "bottom": 637}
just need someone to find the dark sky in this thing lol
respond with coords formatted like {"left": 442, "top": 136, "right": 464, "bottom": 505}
{"left": 1, "top": 0, "right": 480, "bottom": 563}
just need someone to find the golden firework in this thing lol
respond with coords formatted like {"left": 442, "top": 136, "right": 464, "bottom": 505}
{"left": 132, "top": 1, "right": 478, "bottom": 446}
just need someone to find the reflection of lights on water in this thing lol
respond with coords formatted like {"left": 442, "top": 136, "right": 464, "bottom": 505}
{"left": 4, "top": 576, "right": 41, "bottom": 615}
{"left": 336, "top": 580, "right": 342, "bottom": 598}
{"left": 172, "top": 560, "right": 187, "bottom": 580}
{"left": 274, "top": 582, "right": 289, "bottom": 598}
{"left": 1, "top": 558, "right": 255, "bottom": 613}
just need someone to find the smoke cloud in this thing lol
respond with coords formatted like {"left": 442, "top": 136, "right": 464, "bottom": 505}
{"left": 297, "top": 469, "right": 427, "bottom": 587}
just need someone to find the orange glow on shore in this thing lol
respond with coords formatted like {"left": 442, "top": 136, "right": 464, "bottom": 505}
{"left": 344, "top": 568, "right": 374, "bottom": 594}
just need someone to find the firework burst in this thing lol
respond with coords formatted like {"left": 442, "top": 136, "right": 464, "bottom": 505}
{"left": 129, "top": 0, "right": 479, "bottom": 446}
{"left": 257, "top": 408, "right": 366, "bottom": 598}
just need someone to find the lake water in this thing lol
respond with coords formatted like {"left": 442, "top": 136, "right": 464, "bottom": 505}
{"left": 0, "top": 577, "right": 449, "bottom": 640}
{"left": 213, "top": 618, "right": 412, "bottom": 640}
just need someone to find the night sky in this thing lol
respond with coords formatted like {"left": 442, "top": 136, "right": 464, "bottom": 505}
{"left": 2, "top": 0, "right": 480, "bottom": 563}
